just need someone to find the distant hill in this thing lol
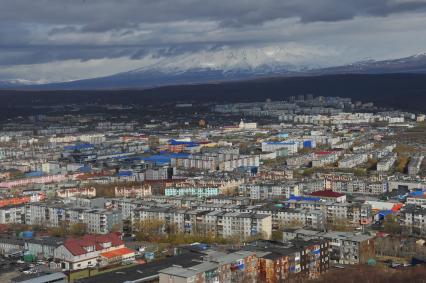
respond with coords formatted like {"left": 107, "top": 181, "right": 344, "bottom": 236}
{"left": 0, "top": 74, "right": 425, "bottom": 117}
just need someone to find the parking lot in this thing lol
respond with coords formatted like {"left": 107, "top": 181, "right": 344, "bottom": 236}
{"left": 0, "top": 256, "right": 54, "bottom": 281}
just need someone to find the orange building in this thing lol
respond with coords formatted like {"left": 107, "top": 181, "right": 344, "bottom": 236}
{"left": 0, "top": 193, "right": 45, "bottom": 208}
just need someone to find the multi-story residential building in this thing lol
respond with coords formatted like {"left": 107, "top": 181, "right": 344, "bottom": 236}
{"left": 247, "top": 239, "right": 329, "bottom": 282}
{"left": 172, "top": 153, "right": 259, "bottom": 172}
{"left": 376, "top": 153, "right": 397, "bottom": 172}
{"left": 286, "top": 153, "right": 315, "bottom": 167}
{"left": 144, "top": 167, "right": 173, "bottom": 181}
{"left": 283, "top": 229, "right": 375, "bottom": 265}
{"left": 24, "top": 203, "right": 122, "bottom": 234}
{"left": 0, "top": 237, "right": 24, "bottom": 256}
{"left": 261, "top": 141, "right": 298, "bottom": 155}
{"left": 82, "top": 209, "right": 122, "bottom": 234}
{"left": 326, "top": 202, "right": 372, "bottom": 227}
{"left": 158, "top": 242, "right": 326, "bottom": 283}
{"left": 0, "top": 204, "right": 25, "bottom": 224}
{"left": 285, "top": 198, "right": 372, "bottom": 227}
{"left": 114, "top": 185, "right": 152, "bottom": 198}
{"left": 56, "top": 187, "right": 97, "bottom": 198}
{"left": 222, "top": 212, "right": 272, "bottom": 239}
{"left": 312, "top": 151, "right": 341, "bottom": 167}
{"left": 132, "top": 207, "right": 272, "bottom": 240}
{"left": 400, "top": 205, "right": 426, "bottom": 235}
{"left": 338, "top": 153, "right": 368, "bottom": 168}
{"left": 406, "top": 191, "right": 426, "bottom": 206}
{"left": 157, "top": 250, "right": 258, "bottom": 283}
{"left": 239, "top": 182, "right": 299, "bottom": 200}
{"left": 165, "top": 187, "right": 220, "bottom": 197}
{"left": 408, "top": 155, "right": 425, "bottom": 176}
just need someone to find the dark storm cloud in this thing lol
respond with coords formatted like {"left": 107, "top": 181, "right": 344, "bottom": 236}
{"left": 2, "top": 0, "right": 426, "bottom": 27}
{"left": 1, "top": 0, "right": 426, "bottom": 81}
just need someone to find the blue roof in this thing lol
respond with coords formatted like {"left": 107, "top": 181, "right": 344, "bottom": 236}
{"left": 111, "top": 153, "right": 132, "bottom": 160}
{"left": 169, "top": 139, "right": 199, "bottom": 147}
{"left": 25, "top": 171, "right": 43, "bottom": 177}
{"left": 78, "top": 166, "right": 92, "bottom": 173}
{"left": 144, "top": 153, "right": 190, "bottom": 164}
{"left": 377, "top": 210, "right": 393, "bottom": 217}
{"left": 289, "top": 195, "right": 320, "bottom": 202}
{"left": 410, "top": 191, "right": 425, "bottom": 197}
{"left": 64, "top": 143, "right": 95, "bottom": 151}
{"left": 118, "top": 171, "right": 133, "bottom": 177}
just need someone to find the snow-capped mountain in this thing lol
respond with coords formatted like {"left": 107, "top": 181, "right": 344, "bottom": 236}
{"left": 126, "top": 45, "right": 332, "bottom": 74}
{"left": 2, "top": 51, "right": 426, "bottom": 90}
{"left": 306, "top": 53, "right": 426, "bottom": 75}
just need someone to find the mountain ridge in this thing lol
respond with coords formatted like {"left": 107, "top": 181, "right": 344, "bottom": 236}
{"left": 2, "top": 53, "right": 426, "bottom": 90}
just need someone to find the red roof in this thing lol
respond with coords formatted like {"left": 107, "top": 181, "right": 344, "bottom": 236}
{"left": 100, "top": 247, "right": 135, "bottom": 259}
{"left": 310, "top": 190, "right": 345, "bottom": 198}
{"left": 391, "top": 203, "right": 403, "bottom": 212}
{"left": 64, "top": 233, "right": 123, "bottom": 256}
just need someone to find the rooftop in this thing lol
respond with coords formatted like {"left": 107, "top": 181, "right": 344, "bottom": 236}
{"left": 310, "top": 190, "right": 345, "bottom": 198}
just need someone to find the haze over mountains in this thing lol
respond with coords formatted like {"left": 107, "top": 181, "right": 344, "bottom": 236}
{"left": 1, "top": 52, "right": 426, "bottom": 90}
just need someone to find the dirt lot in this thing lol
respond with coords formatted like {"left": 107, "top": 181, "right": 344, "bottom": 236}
{"left": 0, "top": 270, "right": 21, "bottom": 283}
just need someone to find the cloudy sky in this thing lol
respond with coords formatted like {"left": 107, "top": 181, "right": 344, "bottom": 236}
{"left": 2, "top": 0, "right": 426, "bottom": 83}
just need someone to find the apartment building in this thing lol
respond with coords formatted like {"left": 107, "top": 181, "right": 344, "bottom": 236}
{"left": 261, "top": 141, "right": 298, "bottom": 155}
{"left": 286, "top": 153, "right": 315, "bottom": 167}
{"left": 239, "top": 182, "right": 299, "bottom": 200}
{"left": 0, "top": 204, "right": 25, "bottom": 224}
{"left": 377, "top": 153, "right": 397, "bottom": 172}
{"left": 172, "top": 153, "right": 259, "bottom": 172}
{"left": 222, "top": 212, "right": 272, "bottom": 239}
{"left": 400, "top": 205, "right": 426, "bottom": 235}
{"left": 132, "top": 207, "right": 272, "bottom": 240}
{"left": 247, "top": 239, "right": 329, "bottom": 282}
{"left": 160, "top": 250, "right": 259, "bottom": 283}
{"left": 312, "top": 151, "right": 341, "bottom": 167}
{"left": 114, "top": 185, "right": 152, "bottom": 198}
{"left": 408, "top": 155, "right": 425, "bottom": 176}
{"left": 284, "top": 229, "right": 375, "bottom": 265}
{"left": 338, "top": 153, "right": 368, "bottom": 168}
{"left": 326, "top": 202, "right": 372, "bottom": 226}
{"left": 25, "top": 203, "right": 122, "bottom": 234}
{"left": 165, "top": 187, "right": 220, "bottom": 197}
{"left": 285, "top": 199, "right": 372, "bottom": 227}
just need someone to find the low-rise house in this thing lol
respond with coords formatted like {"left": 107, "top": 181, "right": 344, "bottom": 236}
{"left": 54, "top": 233, "right": 134, "bottom": 270}
{"left": 25, "top": 237, "right": 65, "bottom": 260}
{"left": 0, "top": 237, "right": 24, "bottom": 256}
